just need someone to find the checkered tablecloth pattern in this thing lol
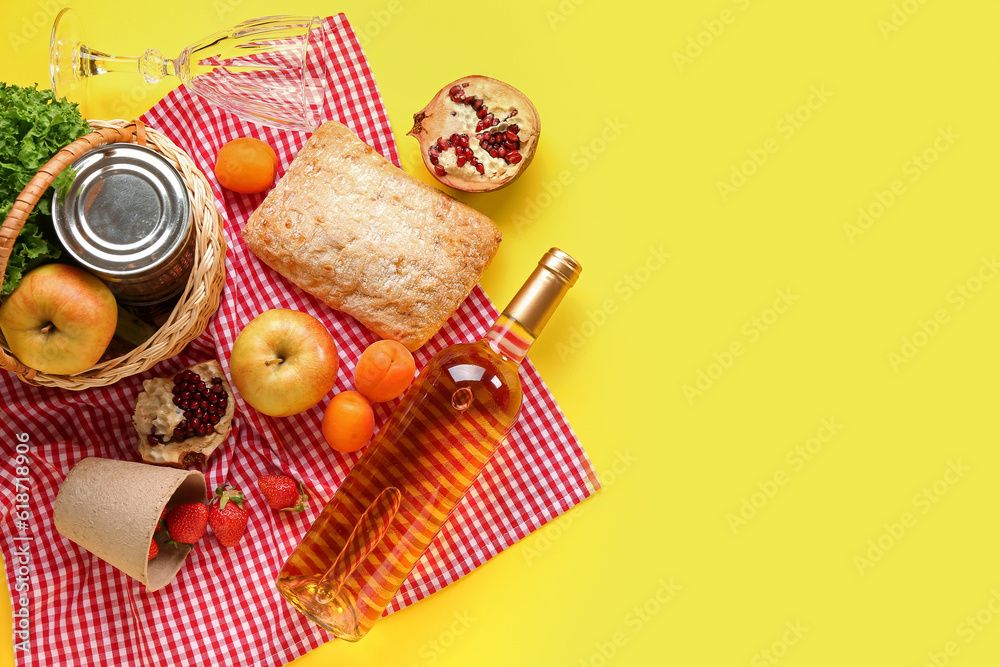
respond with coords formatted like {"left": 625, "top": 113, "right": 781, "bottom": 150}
{"left": 0, "top": 14, "right": 599, "bottom": 666}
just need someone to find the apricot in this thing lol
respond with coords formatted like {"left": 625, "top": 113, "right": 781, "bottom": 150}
{"left": 322, "top": 391, "right": 375, "bottom": 453}
{"left": 353, "top": 340, "right": 416, "bottom": 403}
{"left": 214, "top": 137, "right": 278, "bottom": 194}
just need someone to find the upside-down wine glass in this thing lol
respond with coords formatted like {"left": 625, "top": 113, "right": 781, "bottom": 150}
{"left": 50, "top": 8, "right": 329, "bottom": 132}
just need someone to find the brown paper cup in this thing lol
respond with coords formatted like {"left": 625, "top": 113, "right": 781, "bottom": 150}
{"left": 53, "top": 457, "right": 206, "bottom": 591}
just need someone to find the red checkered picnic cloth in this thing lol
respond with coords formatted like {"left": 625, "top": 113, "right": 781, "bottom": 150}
{"left": 0, "top": 14, "right": 599, "bottom": 666}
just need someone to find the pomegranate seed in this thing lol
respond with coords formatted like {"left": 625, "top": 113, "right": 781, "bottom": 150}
{"left": 147, "top": 435, "right": 158, "bottom": 446}
{"left": 430, "top": 154, "right": 439, "bottom": 165}
{"left": 434, "top": 165, "right": 446, "bottom": 176}
{"left": 505, "top": 140, "right": 518, "bottom": 150}
{"left": 456, "top": 157, "right": 466, "bottom": 167}
{"left": 178, "top": 399, "right": 190, "bottom": 409}
{"left": 191, "top": 418, "right": 202, "bottom": 429}
{"left": 476, "top": 163, "right": 485, "bottom": 174}
{"left": 458, "top": 135, "right": 469, "bottom": 148}
{"left": 509, "top": 110, "right": 518, "bottom": 117}
{"left": 505, "top": 130, "right": 518, "bottom": 142}
{"left": 472, "top": 99, "right": 483, "bottom": 110}
{"left": 498, "top": 147, "right": 507, "bottom": 158}
{"left": 477, "top": 107, "right": 487, "bottom": 119}
{"left": 509, "top": 124, "right": 519, "bottom": 134}
{"left": 211, "top": 384, "right": 223, "bottom": 394}
{"left": 449, "top": 84, "right": 462, "bottom": 96}
{"left": 173, "top": 428, "right": 184, "bottom": 439}
{"left": 491, "top": 118, "right": 499, "bottom": 126}
{"left": 479, "top": 139, "right": 488, "bottom": 149}
{"left": 437, "top": 137, "right": 447, "bottom": 150}
{"left": 508, "top": 152, "right": 523, "bottom": 164}
{"left": 211, "top": 377, "right": 222, "bottom": 385}
{"left": 489, "top": 149, "right": 498, "bottom": 158}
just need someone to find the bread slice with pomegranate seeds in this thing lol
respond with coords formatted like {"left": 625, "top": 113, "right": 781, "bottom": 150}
{"left": 241, "top": 121, "right": 502, "bottom": 351}
{"left": 133, "top": 361, "right": 235, "bottom": 468}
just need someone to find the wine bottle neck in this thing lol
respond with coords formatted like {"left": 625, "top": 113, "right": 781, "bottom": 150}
{"left": 485, "top": 314, "right": 536, "bottom": 365}
{"left": 484, "top": 248, "right": 582, "bottom": 365}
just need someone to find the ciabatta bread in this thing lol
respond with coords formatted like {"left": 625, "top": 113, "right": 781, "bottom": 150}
{"left": 242, "top": 121, "right": 502, "bottom": 350}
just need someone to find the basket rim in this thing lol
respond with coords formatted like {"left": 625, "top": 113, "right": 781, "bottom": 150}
{"left": 0, "top": 118, "right": 227, "bottom": 390}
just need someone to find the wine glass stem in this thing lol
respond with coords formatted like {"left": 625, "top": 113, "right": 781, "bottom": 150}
{"left": 78, "top": 45, "right": 176, "bottom": 84}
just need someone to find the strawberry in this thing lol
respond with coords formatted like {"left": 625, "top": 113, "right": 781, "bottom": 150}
{"left": 165, "top": 502, "right": 208, "bottom": 545}
{"left": 208, "top": 485, "right": 249, "bottom": 548}
{"left": 257, "top": 475, "right": 308, "bottom": 512}
{"left": 148, "top": 539, "right": 159, "bottom": 561}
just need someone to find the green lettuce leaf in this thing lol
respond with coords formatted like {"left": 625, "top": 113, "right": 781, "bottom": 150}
{"left": 0, "top": 83, "right": 90, "bottom": 296}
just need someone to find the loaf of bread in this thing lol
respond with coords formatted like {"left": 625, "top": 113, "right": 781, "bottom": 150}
{"left": 242, "top": 121, "right": 502, "bottom": 351}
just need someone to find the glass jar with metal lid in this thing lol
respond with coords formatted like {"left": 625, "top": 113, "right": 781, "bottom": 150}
{"left": 52, "top": 143, "right": 194, "bottom": 306}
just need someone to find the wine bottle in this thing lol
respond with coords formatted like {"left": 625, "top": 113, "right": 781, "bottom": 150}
{"left": 276, "top": 248, "right": 581, "bottom": 641}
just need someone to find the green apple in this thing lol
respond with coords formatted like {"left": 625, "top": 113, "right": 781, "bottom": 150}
{"left": 230, "top": 309, "right": 339, "bottom": 417}
{"left": 0, "top": 264, "right": 117, "bottom": 375}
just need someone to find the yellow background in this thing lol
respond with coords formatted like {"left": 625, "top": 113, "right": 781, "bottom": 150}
{"left": 2, "top": 0, "right": 999, "bottom": 665}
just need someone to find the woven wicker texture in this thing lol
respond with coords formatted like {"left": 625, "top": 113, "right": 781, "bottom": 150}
{"left": 0, "top": 119, "right": 226, "bottom": 389}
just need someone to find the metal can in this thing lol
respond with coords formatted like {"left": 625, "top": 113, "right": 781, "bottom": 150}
{"left": 52, "top": 143, "right": 193, "bottom": 306}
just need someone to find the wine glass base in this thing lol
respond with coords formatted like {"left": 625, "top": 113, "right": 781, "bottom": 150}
{"left": 50, "top": 7, "right": 89, "bottom": 106}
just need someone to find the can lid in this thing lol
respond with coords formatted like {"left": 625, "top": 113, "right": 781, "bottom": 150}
{"left": 52, "top": 143, "right": 191, "bottom": 276}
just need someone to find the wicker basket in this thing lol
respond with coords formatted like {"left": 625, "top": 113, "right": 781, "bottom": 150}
{"left": 0, "top": 119, "right": 226, "bottom": 390}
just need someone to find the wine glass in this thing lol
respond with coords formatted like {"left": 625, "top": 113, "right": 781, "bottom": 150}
{"left": 50, "top": 9, "right": 329, "bottom": 132}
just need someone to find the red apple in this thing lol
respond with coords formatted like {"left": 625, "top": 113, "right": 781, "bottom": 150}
{"left": 230, "top": 309, "right": 339, "bottom": 417}
{"left": 0, "top": 264, "right": 117, "bottom": 375}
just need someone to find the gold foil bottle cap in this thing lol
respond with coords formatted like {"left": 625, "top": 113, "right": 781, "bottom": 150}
{"left": 503, "top": 248, "right": 582, "bottom": 337}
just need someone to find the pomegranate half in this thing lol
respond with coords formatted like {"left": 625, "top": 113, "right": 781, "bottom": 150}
{"left": 408, "top": 75, "right": 540, "bottom": 192}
